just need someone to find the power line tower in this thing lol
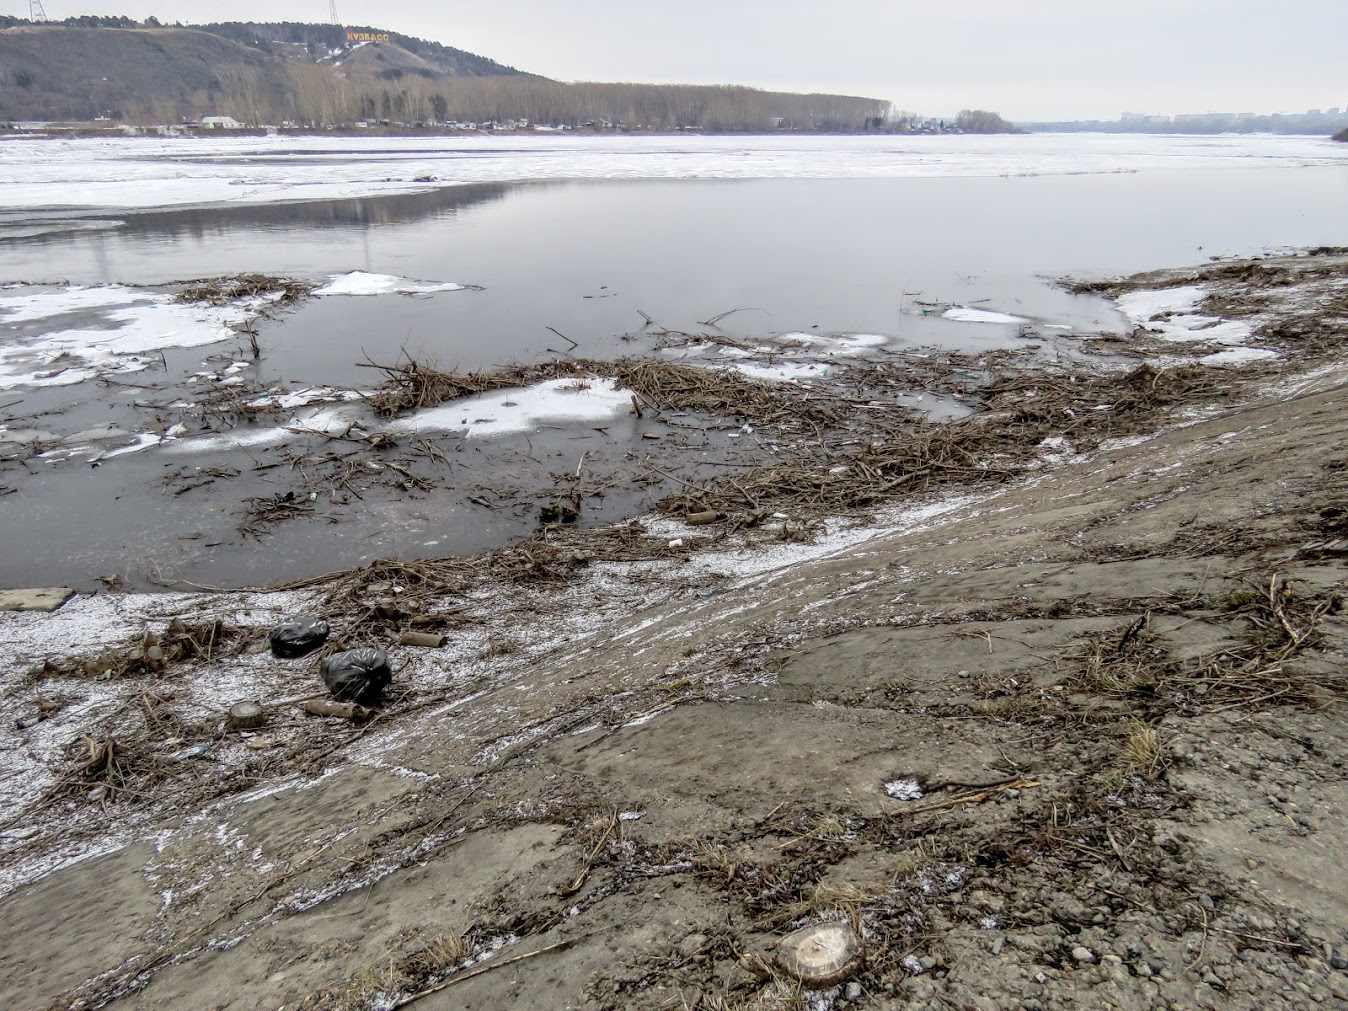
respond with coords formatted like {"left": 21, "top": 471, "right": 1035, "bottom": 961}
{"left": 328, "top": 0, "right": 339, "bottom": 26}
{"left": 29, "top": 0, "right": 49, "bottom": 22}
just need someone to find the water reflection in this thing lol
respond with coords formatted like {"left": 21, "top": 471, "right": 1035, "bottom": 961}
{"left": 0, "top": 181, "right": 517, "bottom": 249}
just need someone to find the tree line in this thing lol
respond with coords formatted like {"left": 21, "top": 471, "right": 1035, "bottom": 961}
{"left": 150, "top": 66, "right": 893, "bottom": 132}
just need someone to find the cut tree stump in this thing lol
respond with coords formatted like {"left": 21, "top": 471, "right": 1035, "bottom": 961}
{"left": 225, "top": 702, "right": 265, "bottom": 731}
{"left": 776, "top": 921, "right": 863, "bottom": 987}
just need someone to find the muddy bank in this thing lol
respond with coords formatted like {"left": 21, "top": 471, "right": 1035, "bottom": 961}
{"left": 2, "top": 252, "right": 1348, "bottom": 1010}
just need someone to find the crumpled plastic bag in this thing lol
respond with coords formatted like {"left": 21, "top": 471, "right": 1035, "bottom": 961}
{"left": 269, "top": 617, "right": 330, "bottom": 658}
{"left": 320, "top": 647, "right": 391, "bottom": 704}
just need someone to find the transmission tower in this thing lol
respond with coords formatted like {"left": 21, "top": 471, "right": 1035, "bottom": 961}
{"left": 328, "top": 0, "right": 339, "bottom": 26}
{"left": 29, "top": 0, "right": 49, "bottom": 22}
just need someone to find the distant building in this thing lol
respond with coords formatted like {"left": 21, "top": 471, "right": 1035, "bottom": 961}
{"left": 200, "top": 116, "right": 245, "bottom": 129}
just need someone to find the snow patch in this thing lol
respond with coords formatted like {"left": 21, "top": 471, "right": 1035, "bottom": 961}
{"left": 314, "top": 271, "right": 468, "bottom": 296}
{"left": 775, "top": 331, "right": 888, "bottom": 355}
{"left": 942, "top": 306, "right": 1027, "bottom": 324}
{"left": 719, "top": 361, "right": 830, "bottom": 382}
{"left": 1117, "top": 286, "right": 1254, "bottom": 345}
{"left": 1198, "top": 347, "right": 1279, "bottom": 366}
{"left": 885, "top": 778, "right": 924, "bottom": 801}
{"left": 385, "top": 377, "right": 631, "bottom": 438}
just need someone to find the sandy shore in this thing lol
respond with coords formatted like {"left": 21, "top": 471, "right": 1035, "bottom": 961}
{"left": 3, "top": 252, "right": 1348, "bottom": 1010}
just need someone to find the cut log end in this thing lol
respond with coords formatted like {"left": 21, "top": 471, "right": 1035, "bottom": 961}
{"left": 304, "top": 699, "right": 373, "bottom": 722}
{"left": 685, "top": 509, "right": 721, "bottom": 525}
{"left": 398, "top": 630, "right": 447, "bottom": 648}
{"left": 776, "top": 921, "right": 863, "bottom": 987}
{"left": 225, "top": 701, "right": 265, "bottom": 731}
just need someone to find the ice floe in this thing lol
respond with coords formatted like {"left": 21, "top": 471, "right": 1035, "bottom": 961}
{"left": 941, "top": 306, "right": 1028, "bottom": 324}
{"left": 313, "top": 271, "right": 468, "bottom": 296}
{"left": 0, "top": 283, "right": 257, "bottom": 389}
{"left": 246, "top": 387, "right": 366, "bottom": 410}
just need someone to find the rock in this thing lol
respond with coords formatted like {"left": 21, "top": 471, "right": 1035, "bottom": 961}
{"left": 1330, "top": 952, "right": 1348, "bottom": 971}
{"left": 1072, "top": 946, "right": 1096, "bottom": 963}
{"left": 0, "top": 587, "right": 74, "bottom": 612}
{"left": 678, "top": 933, "right": 708, "bottom": 958}
{"left": 776, "top": 921, "right": 863, "bottom": 987}
{"left": 845, "top": 981, "right": 863, "bottom": 1001}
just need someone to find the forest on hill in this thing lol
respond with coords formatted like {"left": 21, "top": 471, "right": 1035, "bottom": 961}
{"left": 0, "top": 17, "right": 945, "bottom": 132}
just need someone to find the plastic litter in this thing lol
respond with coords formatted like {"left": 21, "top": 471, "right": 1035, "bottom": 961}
{"left": 321, "top": 647, "right": 392, "bottom": 704}
{"left": 269, "top": 617, "right": 330, "bottom": 658}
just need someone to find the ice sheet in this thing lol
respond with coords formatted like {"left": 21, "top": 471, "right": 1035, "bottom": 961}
{"left": 2, "top": 134, "right": 1345, "bottom": 213}
{"left": 0, "top": 284, "right": 254, "bottom": 389}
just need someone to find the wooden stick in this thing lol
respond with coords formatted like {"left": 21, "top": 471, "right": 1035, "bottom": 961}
{"left": 391, "top": 937, "right": 583, "bottom": 1007}
{"left": 546, "top": 326, "right": 579, "bottom": 349}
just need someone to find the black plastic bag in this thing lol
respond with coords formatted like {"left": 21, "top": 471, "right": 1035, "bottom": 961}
{"left": 269, "top": 618, "right": 330, "bottom": 659}
{"left": 320, "top": 647, "right": 392, "bottom": 704}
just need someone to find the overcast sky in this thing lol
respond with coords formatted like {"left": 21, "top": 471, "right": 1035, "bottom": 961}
{"left": 10, "top": 0, "right": 1347, "bottom": 119}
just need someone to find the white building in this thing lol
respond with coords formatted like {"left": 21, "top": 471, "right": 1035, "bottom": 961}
{"left": 200, "top": 116, "right": 245, "bottom": 129}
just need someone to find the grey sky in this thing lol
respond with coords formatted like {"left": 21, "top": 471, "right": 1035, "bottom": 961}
{"left": 9, "top": 0, "right": 1346, "bottom": 119}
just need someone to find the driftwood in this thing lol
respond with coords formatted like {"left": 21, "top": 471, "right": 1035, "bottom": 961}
{"left": 398, "top": 630, "right": 447, "bottom": 648}
{"left": 303, "top": 699, "right": 373, "bottom": 722}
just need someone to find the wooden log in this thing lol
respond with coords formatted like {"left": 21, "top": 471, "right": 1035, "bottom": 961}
{"left": 685, "top": 510, "right": 720, "bottom": 525}
{"left": 304, "top": 699, "right": 373, "bottom": 722}
{"left": 398, "top": 630, "right": 447, "bottom": 648}
{"left": 226, "top": 701, "right": 265, "bottom": 731}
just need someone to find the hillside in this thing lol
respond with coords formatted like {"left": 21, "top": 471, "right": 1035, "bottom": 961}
{"left": 0, "top": 20, "right": 890, "bottom": 130}
{"left": 188, "top": 20, "right": 523, "bottom": 78}
{"left": 0, "top": 25, "right": 292, "bottom": 122}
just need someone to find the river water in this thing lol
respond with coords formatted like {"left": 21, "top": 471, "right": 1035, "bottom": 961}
{"left": 1, "top": 133, "right": 1346, "bottom": 588}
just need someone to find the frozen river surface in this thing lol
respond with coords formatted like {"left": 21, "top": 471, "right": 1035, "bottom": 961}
{"left": 2, "top": 131, "right": 1346, "bottom": 212}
